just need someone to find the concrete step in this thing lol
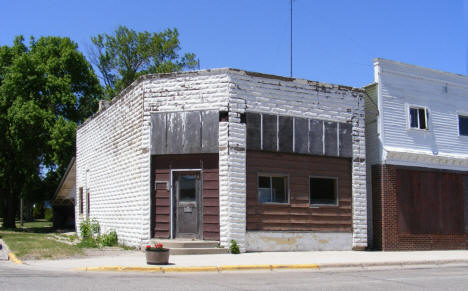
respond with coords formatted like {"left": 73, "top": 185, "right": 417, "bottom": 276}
{"left": 144, "top": 239, "right": 228, "bottom": 255}
{"left": 149, "top": 239, "right": 220, "bottom": 249}
{"left": 169, "top": 247, "right": 229, "bottom": 255}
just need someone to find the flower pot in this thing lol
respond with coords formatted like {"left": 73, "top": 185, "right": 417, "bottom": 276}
{"left": 145, "top": 248, "right": 170, "bottom": 265}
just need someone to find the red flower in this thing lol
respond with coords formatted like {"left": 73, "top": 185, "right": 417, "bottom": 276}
{"left": 157, "top": 243, "right": 163, "bottom": 248}
{"left": 146, "top": 245, "right": 151, "bottom": 249}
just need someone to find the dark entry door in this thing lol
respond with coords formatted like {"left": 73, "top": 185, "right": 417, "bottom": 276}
{"left": 174, "top": 171, "right": 202, "bottom": 238}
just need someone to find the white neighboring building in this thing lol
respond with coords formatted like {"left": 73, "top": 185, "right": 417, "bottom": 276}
{"left": 366, "top": 58, "right": 468, "bottom": 250}
{"left": 76, "top": 68, "right": 368, "bottom": 251}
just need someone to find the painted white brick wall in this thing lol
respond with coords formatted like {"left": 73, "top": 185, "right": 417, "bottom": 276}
{"left": 77, "top": 72, "right": 232, "bottom": 247}
{"left": 142, "top": 72, "right": 232, "bottom": 247}
{"left": 76, "top": 82, "right": 148, "bottom": 246}
{"left": 228, "top": 71, "right": 368, "bottom": 249}
{"left": 77, "top": 69, "right": 367, "bottom": 249}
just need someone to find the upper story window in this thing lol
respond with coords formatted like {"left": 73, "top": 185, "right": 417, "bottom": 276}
{"left": 459, "top": 115, "right": 468, "bottom": 136}
{"left": 409, "top": 107, "right": 428, "bottom": 130}
{"left": 258, "top": 174, "right": 288, "bottom": 204}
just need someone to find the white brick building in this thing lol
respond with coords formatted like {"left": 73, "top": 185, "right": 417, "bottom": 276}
{"left": 76, "top": 69, "right": 367, "bottom": 251}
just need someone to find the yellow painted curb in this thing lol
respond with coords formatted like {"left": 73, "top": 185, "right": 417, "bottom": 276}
{"left": 74, "top": 264, "right": 321, "bottom": 273}
{"left": 162, "top": 266, "right": 219, "bottom": 273}
{"left": 220, "top": 264, "right": 272, "bottom": 271}
{"left": 75, "top": 266, "right": 163, "bottom": 272}
{"left": 8, "top": 252, "right": 22, "bottom": 265}
{"left": 125, "top": 266, "right": 163, "bottom": 272}
{"left": 271, "top": 264, "right": 319, "bottom": 270}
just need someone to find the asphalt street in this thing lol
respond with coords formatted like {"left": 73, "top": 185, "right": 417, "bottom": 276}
{"left": 1, "top": 262, "right": 468, "bottom": 290}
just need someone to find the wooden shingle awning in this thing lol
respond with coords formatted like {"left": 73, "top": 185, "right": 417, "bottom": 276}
{"left": 52, "top": 158, "right": 76, "bottom": 206}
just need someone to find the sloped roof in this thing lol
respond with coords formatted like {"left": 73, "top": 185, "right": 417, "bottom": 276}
{"left": 52, "top": 157, "right": 76, "bottom": 206}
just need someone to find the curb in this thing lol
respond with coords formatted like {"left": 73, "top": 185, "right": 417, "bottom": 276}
{"left": 8, "top": 252, "right": 22, "bottom": 265}
{"left": 72, "top": 260, "right": 468, "bottom": 273}
{"left": 75, "top": 263, "right": 320, "bottom": 273}
{"left": 0, "top": 239, "right": 22, "bottom": 265}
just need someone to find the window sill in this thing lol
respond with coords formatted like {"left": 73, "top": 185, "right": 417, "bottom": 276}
{"left": 258, "top": 202, "right": 289, "bottom": 206}
{"left": 309, "top": 203, "right": 339, "bottom": 208}
{"left": 407, "top": 127, "right": 430, "bottom": 133}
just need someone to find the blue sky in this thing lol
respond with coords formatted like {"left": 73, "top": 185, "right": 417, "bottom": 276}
{"left": 0, "top": 0, "right": 466, "bottom": 87}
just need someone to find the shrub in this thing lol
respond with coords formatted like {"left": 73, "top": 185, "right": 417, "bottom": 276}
{"left": 229, "top": 240, "right": 240, "bottom": 254}
{"left": 79, "top": 219, "right": 92, "bottom": 239}
{"left": 68, "top": 234, "right": 78, "bottom": 242}
{"left": 78, "top": 219, "right": 120, "bottom": 248}
{"left": 44, "top": 208, "right": 53, "bottom": 221}
{"left": 80, "top": 219, "right": 101, "bottom": 239}
{"left": 90, "top": 219, "right": 100, "bottom": 237}
{"left": 101, "top": 231, "right": 118, "bottom": 247}
{"left": 32, "top": 203, "right": 45, "bottom": 219}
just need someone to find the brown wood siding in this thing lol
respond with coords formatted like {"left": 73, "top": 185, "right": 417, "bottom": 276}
{"left": 397, "top": 169, "right": 464, "bottom": 235}
{"left": 152, "top": 154, "right": 220, "bottom": 240}
{"left": 246, "top": 151, "right": 352, "bottom": 232}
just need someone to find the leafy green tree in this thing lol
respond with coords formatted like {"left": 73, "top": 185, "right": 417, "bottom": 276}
{"left": 0, "top": 36, "right": 102, "bottom": 228}
{"left": 90, "top": 26, "right": 197, "bottom": 98}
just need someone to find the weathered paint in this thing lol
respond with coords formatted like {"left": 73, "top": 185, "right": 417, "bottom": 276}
{"left": 76, "top": 68, "right": 367, "bottom": 250}
{"left": 245, "top": 112, "right": 353, "bottom": 158}
{"left": 246, "top": 231, "right": 352, "bottom": 251}
{"left": 150, "top": 110, "right": 219, "bottom": 155}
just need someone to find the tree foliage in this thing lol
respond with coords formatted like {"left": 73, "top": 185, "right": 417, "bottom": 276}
{"left": 90, "top": 25, "right": 197, "bottom": 98}
{"left": 0, "top": 36, "right": 102, "bottom": 228}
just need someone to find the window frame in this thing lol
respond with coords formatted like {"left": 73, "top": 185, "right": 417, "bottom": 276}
{"left": 257, "top": 173, "right": 290, "bottom": 205}
{"left": 86, "top": 190, "right": 90, "bottom": 217}
{"left": 309, "top": 175, "right": 339, "bottom": 207}
{"left": 458, "top": 114, "right": 468, "bottom": 137}
{"left": 408, "top": 105, "right": 429, "bottom": 131}
{"left": 79, "top": 187, "right": 84, "bottom": 216}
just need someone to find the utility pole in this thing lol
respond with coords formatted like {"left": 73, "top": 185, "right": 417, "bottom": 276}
{"left": 290, "top": 0, "right": 293, "bottom": 77}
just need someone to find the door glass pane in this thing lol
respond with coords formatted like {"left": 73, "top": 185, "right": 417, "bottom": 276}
{"left": 179, "top": 175, "right": 196, "bottom": 201}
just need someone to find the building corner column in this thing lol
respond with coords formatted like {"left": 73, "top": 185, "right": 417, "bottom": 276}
{"left": 352, "top": 94, "right": 368, "bottom": 250}
{"left": 218, "top": 112, "right": 247, "bottom": 252}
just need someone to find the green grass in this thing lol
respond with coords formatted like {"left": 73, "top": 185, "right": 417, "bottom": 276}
{"left": 16, "top": 219, "right": 53, "bottom": 232}
{"left": 0, "top": 218, "right": 53, "bottom": 232}
{"left": 0, "top": 219, "right": 82, "bottom": 260}
{"left": 0, "top": 219, "right": 132, "bottom": 259}
{"left": 0, "top": 231, "right": 83, "bottom": 260}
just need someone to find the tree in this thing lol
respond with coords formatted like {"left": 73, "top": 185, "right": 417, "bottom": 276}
{"left": 0, "top": 36, "right": 102, "bottom": 228}
{"left": 90, "top": 26, "right": 197, "bottom": 98}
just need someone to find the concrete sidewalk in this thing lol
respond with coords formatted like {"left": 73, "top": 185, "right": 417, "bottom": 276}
{"left": 0, "top": 239, "right": 9, "bottom": 261}
{"left": 21, "top": 250, "right": 468, "bottom": 273}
